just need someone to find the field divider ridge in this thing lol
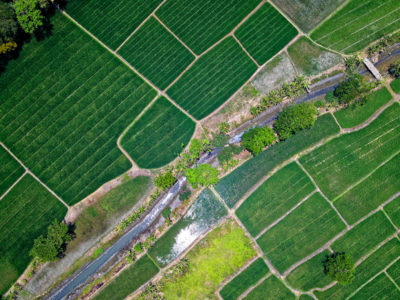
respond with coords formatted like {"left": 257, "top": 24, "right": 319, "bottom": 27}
{"left": 385, "top": 270, "right": 400, "bottom": 291}
{"left": 330, "top": 112, "right": 344, "bottom": 133}
{"left": 382, "top": 209, "right": 400, "bottom": 232}
{"left": 265, "top": 0, "right": 304, "bottom": 34}
{"left": 232, "top": 35, "right": 260, "bottom": 67}
{"left": 0, "top": 171, "right": 27, "bottom": 201}
{"left": 237, "top": 273, "right": 272, "bottom": 300}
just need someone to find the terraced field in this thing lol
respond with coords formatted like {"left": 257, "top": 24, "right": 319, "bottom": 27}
{"left": 0, "top": 146, "right": 24, "bottom": 197}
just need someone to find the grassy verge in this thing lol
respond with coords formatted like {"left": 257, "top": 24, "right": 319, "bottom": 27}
{"left": 391, "top": 78, "right": 400, "bottom": 93}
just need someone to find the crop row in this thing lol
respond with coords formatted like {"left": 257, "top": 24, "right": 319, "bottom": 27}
{"left": 352, "top": 273, "right": 400, "bottom": 299}
{"left": 0, "top": 146, "right": 24, "bottom": 197}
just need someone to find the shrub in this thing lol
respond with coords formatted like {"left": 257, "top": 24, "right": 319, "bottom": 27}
{"left": 211, "top": 133, "right": 230, "bottom": 149}
{"left": 186, "top": 164, "right": 219, "bottom": 188}
{"left": 189, "top": 138, "right": 203, "bottom": 159}
{"left": 390, "top": 61, "right": 400, "bottom": 78}
{"left": 134, "top": 243, "right": 143, "bottom": 253}
{"left": 242, "top": 126, "right": 276, "bottom": 155}
{"left": 154, "top": 172, "right": 176, "bottom": 191}
{"left": 275, "top": 102, "right": 317, "bottom": 140}
{"left": 334, "top": 74, "right": 363, "bottom": 104}
{"left": 219, "top": 122, "right": 230, "bottom": 134}
{"left": 162, "top": 207, "right": 172, "bottom": 219}
{"left": 179, "top": 190, "right": 191, "bottom": 202}
{"left": 325, "top": 91, "right": 338, "bottom": 103}
{"left": 314, "top": 100, "right": 326, "bottom": 108}
{"left": 217, "top": 144, "right": 242, "bottom": 163}
{"left": 324, "top": 253, "right": 355, "bottom": 285}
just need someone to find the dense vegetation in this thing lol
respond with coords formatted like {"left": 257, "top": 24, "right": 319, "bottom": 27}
{"left": 241, "top": 126, "right": 275, "bottom": 155}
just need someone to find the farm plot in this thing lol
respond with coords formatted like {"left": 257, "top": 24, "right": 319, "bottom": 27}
{"left": 242, "top": 275, "right": 296, "bottom": 300}
{"left": 65, "top": 0, "right": 163, "bottom": 50}
{"left": 310, "top": 0, "right": 400, "bottom": 54}
{"left": 285, "top": 250, "right": 334, "bottom": 291}
{"left": 0, "top": 13, "right": 157, "bottom": 205}
{"left": 334, "top": 152, "right": 400, "bottom": 224}
{"left": 0, "top": 145, "right": 24, "bottom": 198}
{"left": 93, "top": 254, "right": 159, "bottom": 300}
{"left": 314, "top": 237, "right": 400, "bottom": 300}
{"left": 0, "top": 174, "right": 67, "bottom": 294}
{"left": 256, "top": 192, "right": 346, "bottom": 273}
{"left": 387, "top": 257, "right": 400, "bottom": 286}
{"left": 236, "top": 162, "right": 316, "bottom": 237}
{"left": 155, "top": 0, "right": 260, "bottom": 55}
{"left": 148, "top": 188, "right": 227, "bottom": 267}
{"left": 219, "top": 258, "right": 269, "bottom": 300}
{"left": 299, "top": 103, "right": 400, "bottom": 201}
{"left": 391, "top": 78, "right": 400, "bottom": 94}
{"left": 215, "top": 113, "right": 340, "bottom": 208}
{"left": 299, "top": 295, "right": 314, "bottom": 300}
{"left": 235, "top": 2, "right": 298, "bottom": 65}
{"left": 384, "top": 196, "right": 400, "bottom": 229}
{"left": 334, "top": 87, "right": 393, "bottom": 128}
{"left": 167, "top": 37, "right": 257, "bottom": 120}
{"left": 117, "top": 17, "right": 195, "bottom": 90}
{"left": 351, "top": 273, "right": 400, "bottom": 300}
{"left": 120, "top": 97, "right": 195, "bottom": 169}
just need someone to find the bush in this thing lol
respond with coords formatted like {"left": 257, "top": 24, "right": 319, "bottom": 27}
{"left": 189, "top": 138, "right": 203, "bottom": 159}
{"left": 179, "top": 190, "right": 191, "bottom": 202}
{"left": 217, "top": 144, "right": 242, "bottom": 163}
{"left": 134, "top": 243, "right": 143, "bottom": 253}
{"left": 324, "top": 253, "right": 355, "bottom": 285}
{"left": 219, "top": 122, "right": 230, "bottom": 134}
{"left": 186, "top": 164, "right": 219, "bottom": 188}
{"left": 314, "top": 100, "right": 326, "bottom": 108}
{"left": 334, "top": 74, "right": 363, "bottom": 104}
{"left": 211, "top": 133, "right": 230, "bottom": 149}
{"left": 154, "top": 172, "right": 176, "bottom": 191}
{"left": 162, "top": 207, "right": 172, "bottom": 219}
{"left": 242, "top": 126, "right": 276, "bottom": 155}
{"left": 275, "top": 102, "right": 317, "bottom": 140}
{"left": 325, "top": 91, "right": 338, "bottom": 103}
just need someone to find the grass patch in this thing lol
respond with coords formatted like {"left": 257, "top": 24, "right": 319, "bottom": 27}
{"left": 391, "top": 78, "right": 400, "bottom": 94}
{"left": 120, "top": 97, "right": 195, "bottom": 168}
{"left": 351, "top": 273, "right": 400, "bottom": 300}
{"left": 300, "top": 103, "right": 400, "bottom": 202}
{"left": 287, "top": 36, "right": 342, "bottom": 76}
{"left": 285, "top": 250, "right": 334, "bottom": 292}
{"left": 243, "top": 275, "right": 296, "bottom": 300}
{"left": 219, "top": 258, "right": 269, "bottom": 300}
{"left": 93, "top": 254, "right": 159, "bottom": 300}
{"left": 0, "top": 146, "right": 24, "bottom": 197}
{"left": 384, "top": 196, "right": 400, "bottom": 229}
{"left": 167, "top": 37, "right": 257, "bottom": 120}
{"left": 215, "top": 113, "right": 340, "bottom": 208}
{"left": 148, "top": 188, "right": 227, "bottom": 267}
{"left": 117, "top": 17, "right": 195, "bottom": 90}
{"left": 160, "top": 220, "right": 256, "bottom": 300}
{"left": 310, "top": 0, "right": 400, "bottom": 53}
{"left": 315, "top": 237, "right": 400, "bottom": 300}
{"left": 235, "top": 3, "right": 298, "bottom": 65}
{"left": 257, "top": 192, "right": 346, "bottom": 273}
{"left": 236, "top": 162, "right": 316, "bottom": 237}
{"left": 155, "top": 0, "right": 260, "bottom": 55}
{"left": 65, "top": 0, "right": 163, "bottom": 50}
{"left": 0, "top": 13, "right": 157, "bottom": 205}
{"left": 0, "top": 174, "right": 67, "bottom": 294}
{"left": 334, "top": 87, "right": 393, "bottom": 128}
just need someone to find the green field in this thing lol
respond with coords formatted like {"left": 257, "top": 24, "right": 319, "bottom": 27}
{"left": 334, "top": 152, "right": 400, "bottom": 224}
{"left": 120, "top": 97, "right": 195, "bottom": 169}
{"left": 299, "top": 295, "right": 314, "bottom": 300}
{"left": 219, "top": 258, "right": 269, "bottom": 300}
{"left": 65, "top": 0, "right": 163, "bottom": 50}
{"left": 118, "top": 17, "right": 195, "bottom": 90}
{"left": 93, "top": 254, "right": 159, "bottom": 300}
{"left": 315, "top": 237, "right": 400, "bottom": 300}
{"left": 0, "top": 175, "right": 67, "bottom": 294}
{"left": 387, "top": 257, "right": 400, "bottom": 285}
{"left": 148, "top": 188, "right": 227, "bottom": 267}
{"left": 384, "top": 196, "right": 400, "bottom": 229}
{"left": 257, "top": 193, "right": 346, "bottom": 273}
{"left": 351, "top": 273, "right": 400, "bottom": 300}
{"left": 331, "top": 211, "right": 395, "bottom": 262}
{"left": 167, "top": 37, "right": 257, "bottom": 120}
{"left": 236, "top": 162, "right": 315, "bottom": 237}
{"left": 0, "top": 13, "right": 157, "bottom": 205}
{"left": 243, "top": 275, "right": 296, "bottom": 300}
{"left": 235, "top": 3, "right": 298, "bottom": 65}
{"left": 311, "top": 0, "right": 400, "bottom": 53}
{"left": 0, "top": 146, "right": 24, "bottom": 197}
{"left": 155, "top": 0, "right": 260, "bottom": 55}
{"left": 215, "top": 113, "right": 340, "bottom": 208}
{"left": 300, "top": 103, "right": 400, "bottom": 201}
{"left": 285, "top": 250, "right": 333, "bottom": 291}
{"left": 391, "top": 79, "right": 400, "bottom": 94}
{"left": 334, "top": 87, "right": 393, "bottom": 128}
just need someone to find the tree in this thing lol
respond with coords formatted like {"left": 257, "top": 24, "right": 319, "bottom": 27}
{"left": 390, "top": 61, "right": 400, "bottom": 78}
{"left": 154, "top": 171, "right": 176, "bottom": 191}
{"left": 189, "top": 138, "right": 203, "bottom": 159}
{"left": 30, "top": 219, "right": 71, "bottom": 262}
{"left": 242, "top": 126, "right": 275, "bottom": 155}
{"left": 13, "top": 0, "right": 44, "bottom": 34}
{"left": 162, "top": 206, "right": 171, "bottom": 219}
{"left": 334, "top": 74, "right": 364, "bottom": 104}
{"left": 211, "top": 133, "right": 229, "bottom": 149}
{"left": 217, "top": 144, "right": 242, "bottom": 163}
{"left": 186, "top": 163, "right": 219, "bottom": 188}
{"left": 134, "top": 242, "right": 143, "bottom": 253}
{"left": 0, "top": 1, "right": 19, "bottom": 46}
{"left": 275, "top": 102, "right": 317, "bottom": 140}
{"left": 324, "top": 253, "right": 355, "bottom": 285}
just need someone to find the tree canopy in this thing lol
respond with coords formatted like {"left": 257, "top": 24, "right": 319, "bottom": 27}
{"left": 242, "top": 126, "right": 276, "bottom": 155}
{"left": 186, "top": 163, "right": 219, "bottom": 188}
{"left": 154, "top": 171, "right": 176, "bottom": 191}
{"left": 324, "top": 252, "right": 355, "bottom": 285}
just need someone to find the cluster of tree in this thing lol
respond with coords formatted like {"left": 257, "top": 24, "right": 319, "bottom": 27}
{"left": 242, "top": 126, "right": 276, "bottom": 155}
{"left": 390, "top": 60, "right": 400, "bottom": 78}
{"left": 369, "top": 32, "right": 400, "bottom": 56}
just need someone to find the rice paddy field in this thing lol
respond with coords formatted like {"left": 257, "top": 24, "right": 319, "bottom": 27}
{"left": 120, "top": 97, "right": 196, "bottom": 169}
{"left": 311, "top": 0, "right": 400, "bottom": 54}
{"left": 391, "top": 79, "right": 400, "bottom": 94}
{"left": 351, "top": 272, "right": 400, "bottom": 299}
{"left": 0, "top": 146, "right": 24, "bottom": 197}
{"left": 234, "top": 3, "right": 298, "bottom": 65}
{"left": 387, "top": 258, "right": 400, "bottom": 286}
{"left": 242, "top": 275, "right": 296, "bottom": 300}
{"left": 384, "top": 196, "right": 400, "bottom": 229}
{"left": 236, "top": 162, "right": 316, "bottom": 237}
{"left": 0, "top": 174, "right": 67, "bottom": 294}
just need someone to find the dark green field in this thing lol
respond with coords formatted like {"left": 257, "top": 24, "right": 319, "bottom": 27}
{"left": 384, "top": 196, "right": 400, "bottom": 229}
{"left": 118, "top": 17, "right": 195, "bottom": 90}
{"left": 235, "top": 3, "right": 298, "bottom": 65}
{"left": 334, "top": 87, "right": 392, "bottom": 128}
{"left": 215, "top": 113, "right": 340, "bottom": 208}
{"left": 155, "top": 0, "right": 260, "bottom": 55}
{"left": 285, "top": 250, "right": 333, "bottom": 291}
{"left": 236, "top": 162, "right": 315, "bottom": 237}
{"left": 0, "top": 146, "right": 24, "bottom": 197}
{"left": 243, "top": 275, "right": 296, "bottom": 300}
{"left": 120, "top": 97, "right": 195, "bottom": 169}
{"left": 219, "top": 258, "right": 269, "bottom": 300}
{"left": 65, "top": 0, "right": 163, "bottom": 50}
{"left": 257, "top": 193, "right": 346, "bottom": 273}
{"left": 0, "top": 13, "right": 157, "bottom": 205}
{"left": 93, "top": 254, "right": 159, "bottom": 300}
{"left": 351, "top": 273, "right": 400, "bottom": 299}
{"left": 387, "top": 257, "right": 400, "bottom": 286}
{"left": 167, "top": 37, "right": 257, "bottom": 120}
{"left": 391, "top": 79, "right": 400, "bottom": 94}
{"left": 0, "top": 175, "right": 67, "bottom": 294}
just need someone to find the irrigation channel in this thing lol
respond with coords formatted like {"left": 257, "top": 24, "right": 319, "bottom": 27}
{"left": 45, "top": 48, "right": 400, "bottom": 300}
